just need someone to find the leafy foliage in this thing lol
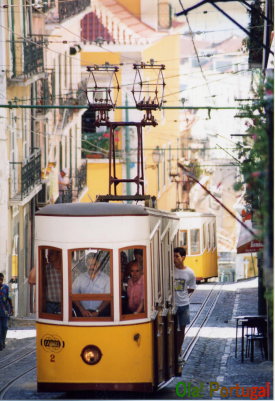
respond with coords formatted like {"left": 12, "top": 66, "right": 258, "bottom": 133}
{"left": 242, "top": 0, "right": 264, "bottom": 67}
{"left": 233, "top": 72, "right": 273, "bottom": 240}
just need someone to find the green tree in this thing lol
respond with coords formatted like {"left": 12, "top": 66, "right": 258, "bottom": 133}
{"left": 233, "top": 72, "right": 273, "bottom": 240}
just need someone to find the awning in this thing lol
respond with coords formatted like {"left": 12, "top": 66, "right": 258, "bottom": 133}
{"left": 236, "top": 217, "right": 264, "bottom": 254}
{"left": 237, "top": 239, "right": 264, "bottom": 254}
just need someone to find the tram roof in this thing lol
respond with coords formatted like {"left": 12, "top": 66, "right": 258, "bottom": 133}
{"left": 35, "top": 202, "right": 149, "bottom": 217}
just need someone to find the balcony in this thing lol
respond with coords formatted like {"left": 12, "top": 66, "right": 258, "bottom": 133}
{"left": 32, "top": 0, "right": 55, "bottom": 13}
{"left": 76, "top": 79, "right": 88, "bottom": 107}
{"left": 75, "top": 161, "right": 87, "bottom": 196}
{"left": 35, "top": 77, "right": 53, "bottom": 116}
{"left": 58, "top": 0, "right": 90, "bottom": 22}
{"left": 24, "top": 35, "right": 44, "bottom": 76}
{"left": 55, "top": 161, "right": 87, "bottom": 204}
{"left": 58, "top": 188, "right": 73, "bottom": 203}
{"left": 9, "top": 150, "right": 41, "bottom": 203}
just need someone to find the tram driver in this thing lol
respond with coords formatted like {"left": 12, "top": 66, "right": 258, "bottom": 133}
{"left": 72, "top": 252, "right": 110, "bottom": 317}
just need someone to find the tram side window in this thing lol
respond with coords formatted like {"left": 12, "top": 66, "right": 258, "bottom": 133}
{"left": 213, "top": 222, "right": 217, "bottom": 248}
{"left": 39, "top": 247, "right": 63, "bottom": 318}
{"left": 179, "top": 230, "right": 188, "bottom": 254}
{"left": 203, "top": 224, "right": 207, "bottom": 251}
{"left": 208, "top": 223, "right": 213, "bottom": 249}
{"left": 120, "top": 247, "right": 146, "bottom": 318}
{"left": 190, "top": 229, "right": 200, "bottom": 255}
{"left": 70, "top": 249, "right": 112, "bottom": 319}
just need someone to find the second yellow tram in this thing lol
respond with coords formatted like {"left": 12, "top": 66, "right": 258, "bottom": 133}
{"left": 176, "top": 211, "right": 218, "bottom": 282}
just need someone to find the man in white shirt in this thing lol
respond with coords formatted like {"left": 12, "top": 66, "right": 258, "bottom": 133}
{"left": 58, "top": 168, "right": 70, "bottom": 203}
{"left": 72, "top": 252, "right": 110, "bottom": 317}
{"left": 174, "top": 247, "right": 196, "bottom": 361}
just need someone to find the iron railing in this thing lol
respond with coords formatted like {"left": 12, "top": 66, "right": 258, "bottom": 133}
{"left": 76, "top": 79, "right": 88, "bottom": 106}
{"left": 76, "top": 161, "right": 87, "bottom": 195}
{"left": 55, "top": 162, "right": 87, "bottom": 204}
{"left": 32, "top": 0, "right": 55, "bottom": 13}
{"left": 58, "top": 0, "right": 90, "bottom": 22}
{"left": 9, "top": 150, "right": 41, "bottom": 201}
{"left": 23, "top": 35, "right": 44, "bottom": 76}
{"left": 58, "top": 188, "right": 73, "bottom": 203}
{"left": 36, "top": 77, "right": 53, "bottom": 115}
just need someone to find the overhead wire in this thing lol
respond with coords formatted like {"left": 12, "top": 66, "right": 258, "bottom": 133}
{"left": 178, "top": 0, "right": 215, "bottom": 106}
{"left": 2, "top": 61, "right": 251, "bottom": 105}
{"left": 0, "top": 0, "right": 251, "bottom": 83}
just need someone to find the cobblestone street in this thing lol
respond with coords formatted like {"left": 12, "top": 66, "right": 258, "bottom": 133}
{"left": 167, "top": 278, "right": 273, "bottom": 400}
{"left": 2, "top": 278, "right": 273, "bottom": 400}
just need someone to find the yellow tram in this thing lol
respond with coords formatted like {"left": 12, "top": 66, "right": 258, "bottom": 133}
{"left": 176, "top": 211, "right": 218, "bottom": 282}
{"left": 35, "top": 202, "right": 180, "bottom": 392}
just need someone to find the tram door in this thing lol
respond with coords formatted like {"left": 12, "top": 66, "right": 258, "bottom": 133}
{"left": 162, "top": 230, "right": 176, "bottom": 380}
{"left": 151, "top": 229, "right": 166, "bottom": 385}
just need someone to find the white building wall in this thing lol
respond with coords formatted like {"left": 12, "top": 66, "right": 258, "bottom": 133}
{"left": 0, "top": 7, "right": 9, "bottom": 276}
{"left": 140, "top": 0, "right": 158, "bottom": 30}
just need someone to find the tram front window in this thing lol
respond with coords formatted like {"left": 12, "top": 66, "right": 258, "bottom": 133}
{"left": 120, "top": 247, "right": 146, "bottom": 319}
{"left": 70, "top": 249, "right": 112, "bottom": 319}
{"left": 39, "top": 247, "right": 63, "bottom": 318}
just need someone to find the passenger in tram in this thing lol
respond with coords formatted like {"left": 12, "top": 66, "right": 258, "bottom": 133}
{"left": 43, "top": 249, "right": 62, "bottom": 314}
{"left": 28, "top": 250, "right": 62, "bottom": 314}
{"left": 126, "top": 261, "right": 144, "bottom": 314}
{"left": 72, "top": 252, "right": 110, "bottom": 317}
{"left": 174, "top": 247, "right": 196, "bottom": 360}
{"left": 120, "top": 251, "right": 129, "bottom": 283}
{"left": 133, "top": 249, "right": 143, "bottom": 271}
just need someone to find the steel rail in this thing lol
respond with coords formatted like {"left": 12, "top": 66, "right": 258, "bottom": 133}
{"left": 181, "top": 283, "right": 224, "bottom": 363}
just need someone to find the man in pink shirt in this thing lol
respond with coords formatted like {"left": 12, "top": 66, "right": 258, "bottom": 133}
{"left": 127, "top": 261, "right": 144, "bottom": 314}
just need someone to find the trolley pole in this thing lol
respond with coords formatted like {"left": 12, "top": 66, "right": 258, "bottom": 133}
{"left": 125, "top": 95, "right": 131, "bottom": 198}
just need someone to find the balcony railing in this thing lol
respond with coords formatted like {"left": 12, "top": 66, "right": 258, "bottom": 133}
{"left": 58, "top": 0, "right": 90, "bottom": 22}
{"left": 36, "top": 77, "right": 53, "bottom": 115}
{"left": 32, "top": 0, "right": 55, "bottom": 13}
{"left": 9, "top": 150, "right": 41, "bottom": 201}
{"left": 24, "top": 35, "right": 44, "bottom": 76}
{"left": 76, "top": 161, "right": 87, "bottom": 195}
{"left": 58, "top": 188, "right": 73, "bottom": 203}
{"left": 76, "top": 80, "right": 88, "bottom": 106}
{"left": 55, "top": 162, "right": 87, "bottom": 204}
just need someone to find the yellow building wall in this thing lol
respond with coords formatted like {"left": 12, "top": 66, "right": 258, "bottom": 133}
{"left": 80, "top": 52, "right": 123, "bottom": 201}
{"left": 116, "top": 0, "right": 141, "bottom": 18}
{"left": 81, "top": 161, "right": 123, "bottom": 202}
{"left": 244, "top": 255, "right": 258, "bottom": 278}
{"left": 80, "top": 33, "right": 181, "bottom": 212}
{"left": 142, "top": 34, "right": 181, "bottom": 211}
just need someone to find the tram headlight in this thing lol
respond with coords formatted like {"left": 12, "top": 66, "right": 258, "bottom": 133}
{"left": 81, "top": 345, "right": 102, "bottom": 365}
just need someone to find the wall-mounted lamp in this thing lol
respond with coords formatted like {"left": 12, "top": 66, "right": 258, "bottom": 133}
{"left": 152, "top": 146, "right": 162, "bottom": 164}
{"left": 152, "top": 146, "right": 162, "bottom": 192}
{"left": 69, "top": 45, "right": 82, "bottom": 55}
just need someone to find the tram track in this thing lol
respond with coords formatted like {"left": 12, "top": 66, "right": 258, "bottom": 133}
{"left": 1, "top": 284, "right": 223, "bottom": 399}
{"left": 0, "top": 346, "right": 35, "bottom": 370}
{"left": 0, "top": 348, "right": 36, "bottom": 400}
{"left": 181, "top": 282, "right": 224, "bottom": 362}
